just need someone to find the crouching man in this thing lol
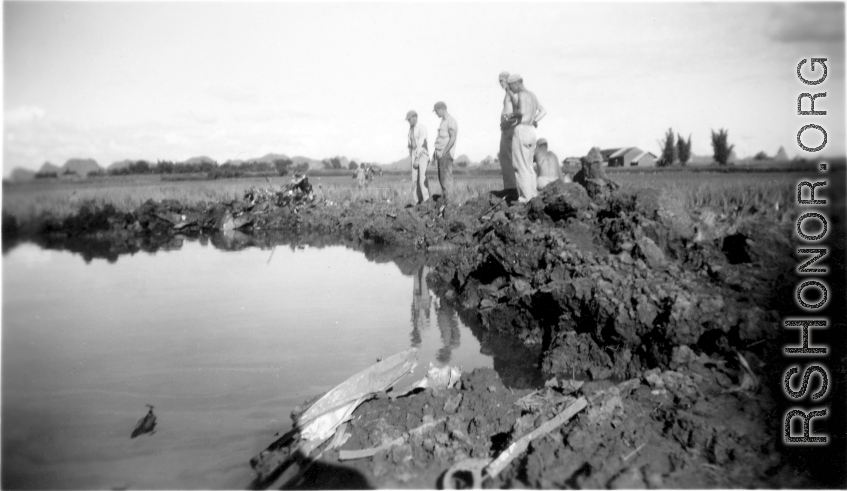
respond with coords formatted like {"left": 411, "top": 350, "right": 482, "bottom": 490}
{"left": 534, "top": 138, "right": 569, "bottom": 190}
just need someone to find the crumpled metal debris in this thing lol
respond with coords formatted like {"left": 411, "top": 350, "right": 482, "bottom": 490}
{"left": 249, "top": 348, "right": 418, "bottom": 488}
{"left": 298, "top": 348, "right": 418, "bottom": 441}
{"left": 391, "top": 363, "right": 462, "bottom": 398}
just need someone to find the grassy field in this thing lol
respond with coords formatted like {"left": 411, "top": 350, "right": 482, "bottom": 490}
{"left": 1, "top": 170, "right": 802, "bottom": 223}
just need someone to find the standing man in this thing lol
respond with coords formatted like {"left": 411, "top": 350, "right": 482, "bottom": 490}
{"left": 355, "top": 163, "right": 366, "bottom": 188}
{"left": 506, "top": 74, "right": 547, "bottom": 202}
{"left": 406, "top": 110, "right": 430, "bottom": 204}
{"left": 534, "top": 138, "right": 565, "bottom": 189}
{"left": 498, "top": 72, "right": 518, "bottom": 200}
{"left": 432, "top": 101, "right": 458, "bottom": 205}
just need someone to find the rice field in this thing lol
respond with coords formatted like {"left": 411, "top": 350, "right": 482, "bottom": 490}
{"left": 2, "top": 170, "right": 801, "bottom": 223}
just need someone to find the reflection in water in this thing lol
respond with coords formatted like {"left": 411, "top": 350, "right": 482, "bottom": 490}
{"left": 410, "top": 265, "right": 430, "bottom": 347}
{"left": 435, "top": 297, "right": 461, "bottom": 364}
{"left": 410, "top": 265, "right": 461, "bottom": 364}
{"left": 3, "top": 237, "right": 545, "bottom": 490}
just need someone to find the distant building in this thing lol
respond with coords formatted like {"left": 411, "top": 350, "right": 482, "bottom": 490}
{"left": 630, "top": 150, "right": 657, "bottom": 167}
{"left": 599, "top": 147, "right": 656, "bottom": 167}
{"left": 562, "top": 157, "right": 582, "bottom": 167}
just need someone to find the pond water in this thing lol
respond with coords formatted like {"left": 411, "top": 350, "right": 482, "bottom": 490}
{"left": 2, "top": 239, "right": 541, "bottom": 490}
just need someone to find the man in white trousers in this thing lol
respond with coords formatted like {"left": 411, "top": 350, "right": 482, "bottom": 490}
{"left": 506, "top": 73, "right": 547, "bottom": 202}
{"left": 406, "top": 110, "right": 430, "bottom": 204}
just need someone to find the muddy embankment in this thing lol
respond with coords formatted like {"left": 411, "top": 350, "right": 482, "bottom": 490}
{"left": 3, "top": 169, "right": 843, "bottom": 488}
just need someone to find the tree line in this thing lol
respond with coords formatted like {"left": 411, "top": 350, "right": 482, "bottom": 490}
{"left": 36, "top": 158, "right": 310, "bottom": 179}
{"left": 657, "top": 127, "right": 735, "bottom": 166}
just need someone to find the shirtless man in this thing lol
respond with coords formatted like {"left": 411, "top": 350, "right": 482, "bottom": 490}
{"left": 498, "top": 72, "right": 518, "bottom": 199}
{"left": 534, "top": 138, "right": 565, "bottom": 189}
{"left": 506, "top": 73, "right": 547, "bottom": 202}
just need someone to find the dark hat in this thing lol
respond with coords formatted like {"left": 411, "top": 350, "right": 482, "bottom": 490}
{"left": 405, "top": 110, "right": 417, "bottom": 120}
{"left": 433, "top": 101, "right": 447, "bottom": 112}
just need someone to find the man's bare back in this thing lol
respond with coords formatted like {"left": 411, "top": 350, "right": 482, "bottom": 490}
{"left": 535, "top": 150, "right": 561, "bottom": 179}
{"left": 515, "top": 90, "right": 539, "bottom": 125}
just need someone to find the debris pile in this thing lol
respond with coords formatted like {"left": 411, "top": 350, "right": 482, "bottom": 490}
{"left": 259, "top": 345, "right": 788, "bottom": 489}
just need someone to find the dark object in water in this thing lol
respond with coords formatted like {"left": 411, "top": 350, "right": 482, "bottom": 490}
{"left": 131, "top": 404, "right": 157, "bottom": 438}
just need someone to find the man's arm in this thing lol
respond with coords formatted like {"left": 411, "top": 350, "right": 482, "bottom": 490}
{"left": 416, "top": 126, "right": 428, "bottom": 158}
{"left": 443, "top": 127, "right": 457, "bottom": 157}
{"left": 534, "top": 98, "right": 547, "bottom": 125}
{"left": 410, "top": 128, "right": 420, "bottom": 159}
{"left": 441, "top": 118, "right": 457, "bottom": 157}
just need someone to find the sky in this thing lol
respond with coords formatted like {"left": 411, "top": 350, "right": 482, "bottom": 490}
{"left": 3, "top": 1, "right": 845, "bottom": 175}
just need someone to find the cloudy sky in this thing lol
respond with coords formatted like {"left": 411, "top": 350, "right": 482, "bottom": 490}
{"left": 4, "top": 2, "right": 845, "bottom": 175}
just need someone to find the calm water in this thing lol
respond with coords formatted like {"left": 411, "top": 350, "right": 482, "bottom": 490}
{"left": 2, "top": 239, "right": 540, "bottom": 490}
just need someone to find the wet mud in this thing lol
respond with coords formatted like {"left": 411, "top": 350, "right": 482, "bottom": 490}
{"left": 5, "top": 170, "right": 845, "bottom": 488}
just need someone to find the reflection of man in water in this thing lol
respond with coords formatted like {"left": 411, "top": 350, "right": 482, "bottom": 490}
{"left": 410, "top": 265, "right": 461, "bottom": 363}
{"left": 434, "top": 296, "right": 461, "bottom": 364}
{"left": 410, "top": 265, "right": 431, "bottom": 347}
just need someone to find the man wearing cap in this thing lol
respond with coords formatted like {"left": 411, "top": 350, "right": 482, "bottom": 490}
{"left": 432, "top": 101, "right": 458, "bottom": 204}
{"left": 506, "top": 73, "right": 547, "bottom": 202}
{"left": 534, "top": 138, "right": 565, "bottom": 190}
{"left": 498, "top": 72, "right": 518, "bottom": 199}
{"left": 406, "top": 110, "right": 430, "bottom": 204}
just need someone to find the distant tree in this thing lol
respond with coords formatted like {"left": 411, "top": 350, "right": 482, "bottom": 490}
{"left": 753, "top": 151, "right": 771, "bottom": 161}
{"left": 711, "top": 128, "right": 735, "bottom": 166}
{"left": 197, "top": 161, "right": 217, "bottom": 173}
{"left": 676, "top": 133, "right": 692, "bottom": 166}
{"left": 273, "top": 158, "right": 293, "bottom": 175}
{"left": 156, "top": 160, "right": 175, "bottom": 174}
{"left": 657, "top": 127, "right": 677, "bottom": 167}
{"left": 348, "top": 161, "right": 358, "bottom": 170}
{"left": 129, "top": 160, "right": 151, "bottom": 174}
